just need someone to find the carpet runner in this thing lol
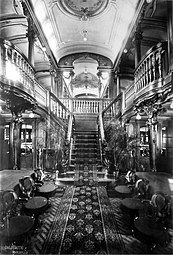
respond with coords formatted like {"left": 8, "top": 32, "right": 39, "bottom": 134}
{"left": 40, "top": 166, "right": 125, "bottom": 254}
{"left": 59, "top": 185, "right": 108, "bottom": 254}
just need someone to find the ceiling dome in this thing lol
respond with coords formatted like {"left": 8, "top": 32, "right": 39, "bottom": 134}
{"left": 59, "top": 0, "right": 109, "bottom": 19}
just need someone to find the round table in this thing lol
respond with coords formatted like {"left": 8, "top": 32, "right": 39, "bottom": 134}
{"left": 38, "top": 183, "right": 56, "bottom": 197}
{"left": 25, "top": 196, "right": 48, "bottom": 214}
{"left": 115, "top": 185, "right": 131, "bottom": 197}
{"left": 121, "top": 198, "right": 142, "bottom": 210}
{"left": 121, "top": 198, "right": 143, "bottom": 221}
{"left": 134, "top": 216, "right": 169, "bottom": 245}
{"left": 0, "top": 215, "right": 34, "bottom": 244}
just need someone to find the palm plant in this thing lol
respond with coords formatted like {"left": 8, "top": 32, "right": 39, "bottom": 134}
{"left": 104, "top": 119, "right": 139, "bottom": 174}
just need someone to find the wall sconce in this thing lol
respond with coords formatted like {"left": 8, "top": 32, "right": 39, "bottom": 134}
{"left": 136, "top": 112, "right": 141, "bottom": 120}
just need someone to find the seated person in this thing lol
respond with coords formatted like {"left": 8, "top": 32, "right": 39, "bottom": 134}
{"left": 150, "top": 192, "right": 171, "bottom": 222}
{"left": 125, "top": 169, "right": 136, "bottom": 184}
{"left": 135, "top": 178, "right": 149, "bottom": 199}
{"left": 30, "top": 168, "right": 45, "bottom": 187}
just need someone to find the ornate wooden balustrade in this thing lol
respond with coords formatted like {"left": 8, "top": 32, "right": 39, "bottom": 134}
{"left": 102, "top": 93, "right": 123, "bottom": 125}
{"left": 0, "top": 39, "right": 35, "bottom": 98}
{"left": 134, "top": 41, "right": 168, "bottom": 103}
{"left": 99, "top": 41, "right": 170, "bottom": 143}
{"left": 0, "top": 39, "right": 171, "bottom": 142}
{"left": 0, "top": 39, "right": 70, "bottom": 127}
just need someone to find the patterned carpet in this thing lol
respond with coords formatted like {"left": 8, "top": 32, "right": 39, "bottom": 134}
{"left": 40, "top": 168, "right": 125, "bottom": 254}
{"left": 59, "top": 185, "right": 108, "bottom": 254}
{"left": 1, "top": 171, "right": 172, "bottom": 255}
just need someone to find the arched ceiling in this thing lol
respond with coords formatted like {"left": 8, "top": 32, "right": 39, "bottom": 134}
{"left": 31, "top": 0, "right": 143, "bottom": 64}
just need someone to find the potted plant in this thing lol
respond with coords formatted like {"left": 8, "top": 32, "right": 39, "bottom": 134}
{"left": 104, "top": 119, "right": 139, "bottom": 176}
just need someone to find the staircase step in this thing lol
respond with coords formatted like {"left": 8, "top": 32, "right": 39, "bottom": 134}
{"left": 74, "top": 135, "right": 98, "bottom": 139}
{"left": 73, "top": 144, "right": 97, "bottom": 149}
{"left": 71, "top": 155, "right": 98, "bottom": 160}
{"left": 71, "top": 159, "right": 101, "bottom": 164}
{"left": 73, "top": 148, "right": 99, "bottom": 152}
{"left": 74, "top": 131, "right": 97, "bottom": 135}
{"left": 75, "top": 138, "right": 97, "bottom": 142}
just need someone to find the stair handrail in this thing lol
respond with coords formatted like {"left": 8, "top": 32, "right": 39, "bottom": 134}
{"left": 66, "top": 113, "right": 75, "bottom": 167}
{"left": 98, "top": 112, "right": 105, "bottom": 142}
{"left": 102, "top": 93, "right": 122, "bottom": 116}
{"left": 98, "top": 93, "right": 123, "bottom": 143}
{"left": 67, "top": 112, "right": 75, "bottom": 142}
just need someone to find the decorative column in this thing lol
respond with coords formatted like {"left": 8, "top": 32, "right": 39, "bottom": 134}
{"left": 167, "top": 0, "right": 173, "bottom": 70}
{"left": 32, "top": 118, "right": 37, "bottom": 169}
{"left": 22, "top": 1, "right": 37, "bottom": 66}
{"left": 143, "top": 104, "right": 162, "bottom": 171}
{"left": 107, "top": 70, "right": 117, "bottom": 98}
{"left": 27, "top": 19, "right": 36, "bottom": 66}
{"left": 56, "top": 70, "right": 63, "bottom": 98}
{"left": 115, "top": 68, "right": 121, "bottom": 97}
{"left": 134, "top": 119, "right": 141, "bottom": 171}
{"left": 134, "top": 28, "right": 143, "bottom": 68}
{"left": 9, "top": 110, "right": 23, "bottom": 170}
{"left": 50, "top": 68, "right": 56, "bottom": 94}
{"left": 97, "top": 70, "right": 102, "bottom": 98}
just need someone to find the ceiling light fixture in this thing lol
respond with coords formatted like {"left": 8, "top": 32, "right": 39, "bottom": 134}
{"left": 84, "top": 67, "right": 88, "bottom": 74}
{"left": 82, "top": 30, "right": 88, "bottom": 41}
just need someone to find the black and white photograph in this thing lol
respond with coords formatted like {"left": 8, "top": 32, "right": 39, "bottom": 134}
{"left": 0, "top": 0, "right": 173, "bottom": 254}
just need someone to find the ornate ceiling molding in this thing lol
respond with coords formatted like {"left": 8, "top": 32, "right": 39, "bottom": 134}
{"left": 58, "top": 52, "right": 113, "bottom": 68}
{"left": 71, "top": 72, "right": 99, "bottom": 89}
{"left": 58, "top": 0, "right": 109, "bottom": 20}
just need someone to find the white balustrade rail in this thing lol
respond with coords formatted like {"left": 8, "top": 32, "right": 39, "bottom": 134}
{"left": 72, "top": 99, "right": 100, "bottom": 113}
{"left": 60, "top": 98, "right": 111, "bottom": 114}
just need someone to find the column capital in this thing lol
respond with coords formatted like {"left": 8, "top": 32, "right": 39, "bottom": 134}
{"left": 135, "top": 101, "right": 162, "bottom": 126}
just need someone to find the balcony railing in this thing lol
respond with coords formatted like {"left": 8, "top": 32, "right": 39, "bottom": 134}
{"left": 124, "top": 82, "right": 135, "bottom": 110}
{"left": 0, "top": 39, "right": 70, "bottom": 127}
{"left": 134, "top": 41, "right": 168, "bottom": 100}
{"left": 98, "top": 41, "right": 170, "bottom": 143}
{"left": 1, "top": 39, "right": 171, "bottom": 136}
{"left": 0, "top": 39, "right": 35, "bottom": 98}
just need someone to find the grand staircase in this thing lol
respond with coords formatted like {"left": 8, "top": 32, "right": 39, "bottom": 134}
{"left": 71, "top": 130, "right": 101, "bottom": 166}
{"left": 68, "top": 114, "right": 103, "bottom": 179}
